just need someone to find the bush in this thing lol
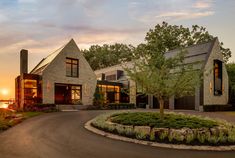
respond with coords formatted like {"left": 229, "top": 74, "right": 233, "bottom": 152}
{"left": 110, "top": 112, "right": 218, "bottom": 129}
{"left": 24, "top": 104, "right": 57, "bottom": 112}
{"left": 91, "top": 112, "right": 235, "bottom": 146}
{"left": 107, "top": 103, "right": 135, "bottom": 110}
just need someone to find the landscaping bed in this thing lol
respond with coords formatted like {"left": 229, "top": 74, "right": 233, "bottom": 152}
{"left": 91, "top": 112, "right": 235, "bottom": 146}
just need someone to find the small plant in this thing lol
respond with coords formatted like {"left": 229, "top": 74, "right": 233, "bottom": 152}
{"left": 159, "top": 130, "right": 168, "bottom": 140}
{"left": 136, "top": 131, "right": 147, "bottom": 140}
{"left": 208, "top": 135, "right": 219, "bottom": 144}
{"left": 185, "top": 131, "right": 195, "bottom": 144}
{"left": 197, "top": 133, "right": 207, "bottom": 144}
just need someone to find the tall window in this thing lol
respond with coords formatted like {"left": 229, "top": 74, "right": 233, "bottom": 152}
{"left": 66, "top": 58, "right": 79, "bottom": 77}
{"left": 214, "top": 60, "right": 222, "bottom": 95}
{"left": 71, "top": 86, "right": 82, "bottom": 104}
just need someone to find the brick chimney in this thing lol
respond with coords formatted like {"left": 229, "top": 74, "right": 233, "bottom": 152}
{"left": 20, "top": 49, "right": 28, "bottom": 74}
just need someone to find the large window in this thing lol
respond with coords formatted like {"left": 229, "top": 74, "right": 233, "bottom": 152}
{"left": 214, "top": 60, "right": 222, "bottom": 95}
{"left": 24, "top": 79, "right": 38, "bottom": 105}
{"left": 97, "top": 84, "right": 120, "bottom": 103}
{"left": 71, "top": 86, "right": 82, "bottom": 104}
{"left": 66, "top": 58, "right": 79, "bottom": 77}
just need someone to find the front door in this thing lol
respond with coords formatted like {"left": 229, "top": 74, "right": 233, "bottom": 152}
{"left": 55, "top": 84, "right": 70, "bottom": 104}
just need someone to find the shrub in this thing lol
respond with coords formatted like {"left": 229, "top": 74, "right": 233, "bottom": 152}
{"left": 24, "top": 104, "right": 57, "bottom": 112}
{"left": 185, "top": 130, "right": 195, "bottom": 144}
{"left": 107, "top": 103, "right": 135, "bottom": 110}
{"left": 0, "top": 108, "right": 14, "bottom": 118}
{"left": 136, "top": 131, "right": 147, "bottom": 140}
{"left": 91, "top": 112, "right": 235, "bottom": 146}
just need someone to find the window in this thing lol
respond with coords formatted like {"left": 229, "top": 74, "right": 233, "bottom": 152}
{"left": 214, "top": 60, "right": 222, "bottom": 95}
{"left": 24, "top": 79, "right": 38, "bottom": 104}
{"left": 106, "top": 74, "right": 116, "bottom": 81}
{"left": 71, "top": 86, "right": 81, "bottom": 101}
{"left": 66, "top": 58, "right": 79, "bottom": 77}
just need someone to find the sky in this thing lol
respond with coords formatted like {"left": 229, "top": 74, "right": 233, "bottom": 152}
{"left": 0, "top": 0, "right": 235, "bottom": 99}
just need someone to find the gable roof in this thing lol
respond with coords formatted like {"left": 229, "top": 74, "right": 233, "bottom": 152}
{"left": 95, "top": 38, "right": 218, "bottom": 75}
{"left": 30, "top": 39, "right": 73, "bottom": 75}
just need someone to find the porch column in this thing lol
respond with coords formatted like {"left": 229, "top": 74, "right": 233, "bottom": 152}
{"left": 129, "top": 80, "right": 136, "bottom": 106}
{"left": 169, "top": 96, "right": 175, "bottom": 110}
{"left": 195, "top": 87, "right": 200, "bottom": 110}
{"left": 147, "top": 95, "right": 153, "bottom": 108}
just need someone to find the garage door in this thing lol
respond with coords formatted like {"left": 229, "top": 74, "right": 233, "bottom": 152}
{"left": 174, "top": 96, "right": 195, "bottom": 110}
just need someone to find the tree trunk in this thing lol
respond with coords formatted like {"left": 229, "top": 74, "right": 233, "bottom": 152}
{"left": 159, "top": 97, "right": 164, "bottom": 119}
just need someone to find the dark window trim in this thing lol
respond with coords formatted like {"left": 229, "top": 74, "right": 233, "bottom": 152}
{"left": 66, "top": 57, "right": 79, "bottom": 78}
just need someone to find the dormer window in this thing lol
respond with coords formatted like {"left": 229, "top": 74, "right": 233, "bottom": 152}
{"left": 66, "top": 58, "right": 79, "bottom": 77}
{"left": 214, "top": 60, "right": 222, "bottom": 95}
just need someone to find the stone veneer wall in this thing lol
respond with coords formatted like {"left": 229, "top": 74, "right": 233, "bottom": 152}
{"left": 203, "top": 39, "right": 229, "bottom": 105}
{"left": 41, "top": 40, "right": 97, "bottom": 105}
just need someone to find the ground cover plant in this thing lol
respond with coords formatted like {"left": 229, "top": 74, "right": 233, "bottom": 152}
{"left": 91, "top": 112, "right": 235, "bottom": 146}
{"left": 0, "top": 108, "right": 44, "bottom": 131}
{"left": 110, "top": 112, "right": 218, "bottom": 129}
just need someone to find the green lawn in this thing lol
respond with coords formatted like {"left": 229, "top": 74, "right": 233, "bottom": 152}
{"left": 0, "top": 111, "right": 44, "bottom": 131}
{"left": 110, "top": 112, "right": 218, "bottom": 129}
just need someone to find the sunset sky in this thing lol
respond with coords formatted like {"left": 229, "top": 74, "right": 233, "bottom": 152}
{"left": 0, "top": 0, "right": 235, "bottom": 99}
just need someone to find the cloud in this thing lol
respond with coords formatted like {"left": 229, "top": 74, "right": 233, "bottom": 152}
{"left": 193, "top": 0, "right": 213, "bottom": 9}
{"left": 128, "top": 0, "right": 215, "bottom": 23}
{"left": 155, "top": 11, "right": 214, "bottom": 21}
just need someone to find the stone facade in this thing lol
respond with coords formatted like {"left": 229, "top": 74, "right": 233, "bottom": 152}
{"left": 41, "top": 39, "right": 97, "bottom": 105}
{"left": 203, "top": 39, "right": 229, "bottom": 105}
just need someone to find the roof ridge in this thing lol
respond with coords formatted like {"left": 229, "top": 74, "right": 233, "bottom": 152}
{"left": 165, "top": 38, "right": 216, "bottom": 54}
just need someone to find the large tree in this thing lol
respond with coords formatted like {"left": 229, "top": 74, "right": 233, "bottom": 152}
{"left": 125, "top": 48, "right": 201, "bottom": 119}
{"left": 138, "top": 21, "right": 231, "bottom": 62}
{"left": 82, "top": 43, "right": 135, "bottom": 70}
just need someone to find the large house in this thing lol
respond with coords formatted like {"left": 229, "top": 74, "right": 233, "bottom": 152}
{"left": 15, "top": 39, "right": 97, "bottom": 109}
{"left": 15, "top": 38, "right": 229, "bottom": 111}
{"left": 95, "top": 38, "right": 229, "bottom": 110}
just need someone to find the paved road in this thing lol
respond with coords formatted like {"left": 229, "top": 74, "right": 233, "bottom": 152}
{"left": 0, "top": 110, "right": 235, "bottom": 158}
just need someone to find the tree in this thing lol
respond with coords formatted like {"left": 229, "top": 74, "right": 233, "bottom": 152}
{"left": 82, "top": 43, "right": 135, "bottom": 70}
{"left": 125, "top": 49, "right": 201, "bottom": 119}
{"left": 136, "top": 22, "right": 231, "bottom": 62}
{"left": 125, "top": 22, "right": 209, "bottom": 119}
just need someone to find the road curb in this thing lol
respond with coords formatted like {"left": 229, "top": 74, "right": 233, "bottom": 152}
{"left": 84, "top": 119, "right": 235, "bottom": 151}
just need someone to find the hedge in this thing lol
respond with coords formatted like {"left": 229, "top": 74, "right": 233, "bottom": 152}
{"left": 107, "top": 103, "right": 135, "bottom": 110}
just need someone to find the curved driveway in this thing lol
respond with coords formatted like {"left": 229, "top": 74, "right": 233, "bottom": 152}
{"left": 0, "top": 110, "right": 234, "bottom": 158}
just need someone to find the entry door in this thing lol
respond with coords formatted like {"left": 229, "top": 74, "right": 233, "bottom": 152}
{"left": 55, "top": 84, "right": 70, "bottom": 104}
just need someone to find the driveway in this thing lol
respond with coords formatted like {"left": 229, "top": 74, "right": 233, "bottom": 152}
{"left": 0, "top": 110, "right": 234, "bottom": 158}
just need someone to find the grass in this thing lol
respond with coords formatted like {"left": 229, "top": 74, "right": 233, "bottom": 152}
{"left": 110, "top": 112, "right": 218, "bottom": 129}
{"left": 19, "top": 111, "right": 44, "bottom": 119}
{"left": 0, "top": 111, "right": 44, "bottom": 131}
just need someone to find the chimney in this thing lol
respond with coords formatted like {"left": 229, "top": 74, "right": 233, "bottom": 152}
{"left": 20, "top": 49, "right": 28, "bottom": 74}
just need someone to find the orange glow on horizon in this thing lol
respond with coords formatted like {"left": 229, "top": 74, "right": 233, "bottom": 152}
{"left": 1, "top": 88, "right": 9, "bottom": 96}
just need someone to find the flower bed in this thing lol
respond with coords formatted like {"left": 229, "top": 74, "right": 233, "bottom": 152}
{"left": 91, "top": 112, "right": 235, "bottom": 146}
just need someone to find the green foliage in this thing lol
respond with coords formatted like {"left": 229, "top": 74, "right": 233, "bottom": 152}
{"left": 136, "top": 131, "right": 147, "bottom": 140}
{"left": 107, "top": 103, "right": 135, "bottom": 109}
{"left": 185, "top": 131, "right": 195, "bottom": 144}
{"left": 110, "top": 112, "right": 218, "bottom": 129}
{"left": 142, "top": 21, "right": 231, "bottom": 62}
{"left": 159, "top": 130, "right": 168, "bottom": 140}
{"left": 82, "top": 43, "right": 135, "bottom": 70}
{"left": 92, "top": 112, "right": 235, "bottom": 145}
{"left": 93, "top": 87, "right": 105, "bottom": 107}
{"left": 0, "top": 108, "right": 14, "bottom": 118}
{"left": 227, "top": 63, "right": 235, "bottom": 90}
